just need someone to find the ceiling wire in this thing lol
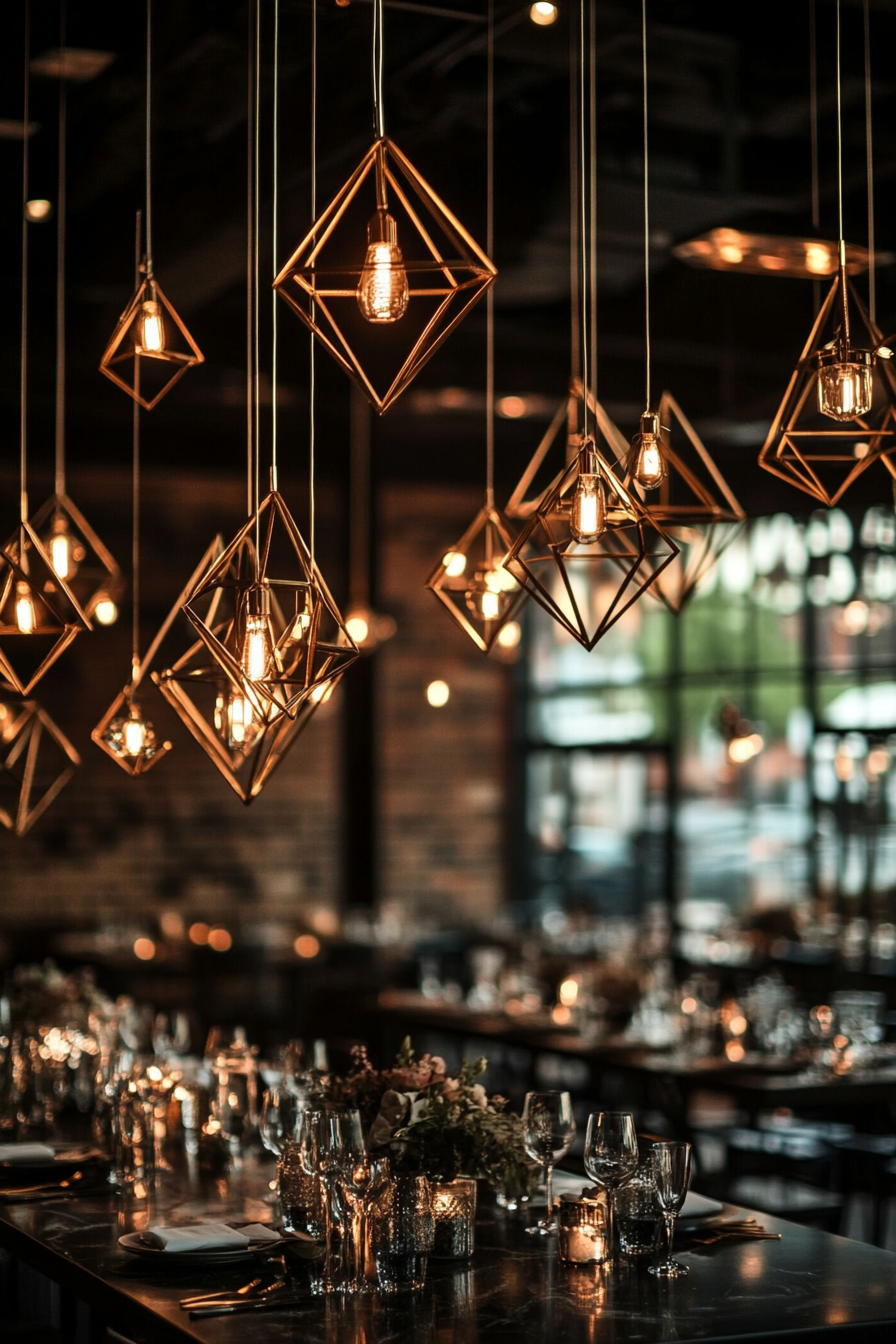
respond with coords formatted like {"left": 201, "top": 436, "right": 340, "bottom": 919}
{"left": 55, "top": 0, "right": 67, "bottom": 499}
{"left": 641, "top": 0, "right": 650, "bottom": 413}
{"left": 578, "top": 0, "right": 589, "bottom": 439}
{"left": 373, "top": 0, "right": 385, "bottom": 138}
{"left": 836, "top": 0, "right": 843, "bottom": 246}
{"left": 246, "top": 0, "right": 254, "bottom": 518}
{"left": 863, "top": 0, "right": 875, "bottom": 325}
{"left": 310, "top": 0, "right": 318, "bottom": 564}
{"left": 132, "top": 211, "right": 142, "bottom": 681}
{"left": 568, "top": 9, "right": 579, "bottom": 385}
{"left": 588, "top": 0, "right": 596, "bottom": 412}
{"left": 254, "top": 0, "right": 262, "bottom": 569}
{"left": 145, "top": 0, "right": 153, "bottom": 271}
{"left": 809, "top": 0, "right": 820, "bottom": 315}
{"left": 20, "top": 0, "right": 31, "bottom": 526}
{"left": 272, "top": 0, "right": 280, "bottom": 492}
{"left": 485, "top": 0, "right": 494, "bottom": 507}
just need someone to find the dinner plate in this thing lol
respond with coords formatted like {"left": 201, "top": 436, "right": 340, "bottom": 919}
{"left": 118, "top": 1232, "right": 283, "bottom": 1265}
{"left": 0, "top": 1145, "right": 103, "bottom": 1181}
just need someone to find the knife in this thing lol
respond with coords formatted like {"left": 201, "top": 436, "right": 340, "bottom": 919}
{"left": 189, "top": 1295, "right": 306, "bottom": 1319}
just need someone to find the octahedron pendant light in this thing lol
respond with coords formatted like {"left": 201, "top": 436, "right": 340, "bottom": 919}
{"left": 99, "top": 0, "right": 203, "bottom": 409}
{"left": 758, "top": 0, "right": 896, "bottom": 505}
{"left": 619, "top": 1, "right": 745, "bottom": 614}
{"left": 0, "top": 698, "right": 80, "bottom": 837}
{"left": 273, "top": 0, "right": 495, "bottom": 413}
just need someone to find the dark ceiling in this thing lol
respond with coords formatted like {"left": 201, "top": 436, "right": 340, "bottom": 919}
{"left": 3, "top": 0, "right": 896, "bottom": 522}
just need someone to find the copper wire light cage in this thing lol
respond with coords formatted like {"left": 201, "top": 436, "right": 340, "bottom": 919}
{"left": 0, "top": 522, "right": 88, "bottom": 695}
{"left": 273, "top": 138, "right": 496, "bottom": 414}
{"left": 505, "top": 437, "right": 679, "bottom": 652}
{"left": 758, "top": 270, "right": 896, "bottom": 506}
{"left": 425, "top": 501, "right": 527, "bottom": 654}
{"left": 0, "top": 698, "right": 80, "bottom": 836}
{"left": 99, "top": 272, "right": 204, "bottom": 411}
{"left": 623, "top": 391, "right": 746, "bottom": 613}
{"left": 28, "top": 493, "right": 123, "bottom": 625}
{"left": 92, "top": 686, "right": 172, "bottom": 778}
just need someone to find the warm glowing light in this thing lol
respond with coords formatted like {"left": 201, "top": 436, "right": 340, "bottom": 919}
{"left": 498, "top": 395, "right": 527, "bottom": 418}
{"left": 551, "top": 1004, "right": 572, "bottom": 1025}
{"left": 207, "top": 927, "right": 232, "bottom": 953}
{"left": 630, "top": 411, "right": 666, "bottom": 490}
{"left": 25, "top": 199, "right": 52, "bottom": 222}
{"left": 529, "top": 1, "right": 559, "bottom": 24}
{"left": 310, "top": 679, "right": 336, "bottom": 706}
{"left": 817, "top": 360, "right": 873, "bottom": 421}
{"left": 853, "top": 441, "right": 871, "bottom": 459}
{"left": 443, "top": 551, "right": 467, "bottom": 578}
{"left": 14, "top": 582, "right": 36, "bottom": 634}
{"left": 805, "top": 244, "right": 833, "bottom": 275}
{"left": 241, "top": 588, "right": 274, "bottom": 682}
{"left": 758, "top": 254, "right": 787, "bottom": 271}
{"left": 146, "top": 1064, "right": 164, "bottom": 1083}
{"left": 50, "top": 532, "right": 72, "bottom": 580}
{"left": 728, "top": 1014, "right": 748, "bottom": 1037}
{"left": 725, "top": 1040, "right": 745, "bottom": 1062}
{"left": 571, "top": 474, "right": 605, "bottom": 543}
{"left": 840, "top": 599, "right": 869, "bottom": 635}
{"left": 294, "top": 933, "right": 321, "bottom": 959}
{"left": 93, "top": 593, "right": 119, "bottom": 625}
{"left": 426, "top": 679, "right": 450, "bottom": 707}
{"left": 728, "top": 733, "right": 764, "bottom": 764}
{"left": 134, "top": 937, "right": 156, "bottom": 961}
{"left": 681, "top": 996, "right": 698, "bottom": 1015}
{"left": 497, "top": 620, "right": 521, "bottom": 650}
{"left": 719, "top": 243, "right": 743, "bottom": 264}
{"left": 159, "top": 910, "right": 185, "bottom": 939}
{"left": 189, "top": 922, "right": 210, "bottom": 946}
{"left": 834, "top": 749, "right": 854, "bottom": 782}
{"left": 139, "top": 300, "right": 164, "bottom": 352}
{"left": 346, "top": 614, "right": 370, "bottom": 644}
{"left": 357, "top": 211, "right": 409, "bottom": 323}
{"left": 480, "top": 588, "right": 501, "bottom": 620}
{"left": 221, "top": 693, "right": 255, "bottom": 747}
{"left": 868, "top": 747, "right": 890, "bottom": 775}
{"left": 123, "top": 714, "right": 147, "bottom": 756}
{"left": 558, "top": 977, "right": 579, "bottom": 1007}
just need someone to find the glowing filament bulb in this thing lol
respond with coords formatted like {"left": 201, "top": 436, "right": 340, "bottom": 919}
{"left": 241, "top": 587, "right": 274, "bottom": 683}
{"left": 357, "top": 210, "right": 409, "bottom": 324}
{"left": 630, "top": 410, "right": 666, "bottom": 490}
{"left": 140, "top": 300, "right": 164, "bottom": 352}
{"left": 123, "top": 711, "right": 147, "bottom": 756}
{"left": 817, "top": 359, "right": 874, "bottom": 421}
{"left": 50, "top": 531, "right": 71, "bottom": 580}
{"left": 443, "top": 551, "right": 467, "bottom": 578}
{"left": 569, "top": 440, "right": 606, "bottom": 544}
{"left": 14, "top": 582, "right": 36, "bottom": 634}
{"left": 228, "top": 694, "right": 254, "bottom": 746}
{"left": 93, "top": 593, "right": 119, "bottom": 626}
{"left": 480, "top": 588, "right": 501, "bottom": 620}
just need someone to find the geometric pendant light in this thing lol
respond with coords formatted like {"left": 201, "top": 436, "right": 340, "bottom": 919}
{"left": 0, "top": 698, "right": 80, "bottom": 838}
{"left": 99, "top": 0, "right": 203, "bottom": 409}
{"left": 758, "top": 0, "right": 896, "bottom": 506}
{"left": 273, "top": 0, "right": 495, "bottom": 414}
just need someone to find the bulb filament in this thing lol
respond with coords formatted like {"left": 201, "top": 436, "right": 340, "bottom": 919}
{"left": 140, "top": 300, "right": 164, "bottom": 353}
{"left": 14, "top": 582, "right": 36, "bottom": 634}
{"left": 569, "top": 441, "right": 606, "bottom": 544}
{"left": 357, "top": 210, "right": 409, "bottom": 324}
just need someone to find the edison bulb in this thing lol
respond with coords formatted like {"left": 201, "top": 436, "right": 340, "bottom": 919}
{"left": 630, "top": 410, "right": 666, "bottom": 490}
{"left": 139, "top": 300, "right": 164, "bottom": 352}
{"left": 569, "top": 441, "right": 606, "bottom": 544}
{"left": 817, "top": 358, "right": 874, "bottom": 421}
{"left": 484, "top": 563, "right": 517, "bottom": 594}
{"left": 47, "top": 515, "right": 85, "bottom": 581}
{"left": 480, "top": 588, "right": 501, "bottom": 621}
{"left": 443, "top": 551, "right": 467, "bottom": 578}
{"left": 14, "top": 582, "right": 36, "bottom": 634}
{"left": 93, "top": 593, "right": 119, "bottom": 626}
{"left": 123, "top": 711, "right": 148, "bottom": 756}
{"left": 215, "top": 689, "right": 257, "bottom": 750}
{"left": 357, "top": 210, "right": 409, "bottom": 323}
{"left": 345, "top": 613, "right": 370, "bottom": 645}
{"left": 240, "top": 587, "right": 274, "bottom": 682}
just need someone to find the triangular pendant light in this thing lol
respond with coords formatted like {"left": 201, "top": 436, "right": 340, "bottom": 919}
{"left": 504, "top": 0, "right": 677, "bottom": 651}
{"left": 99, "top": 0, "right": 203, "bottom": 409}
{"left": 273, "top": 0, "right": 495, "bottom": 414}
{"left": 1, "top": 8, "right": 87, "bottom": 698}
{"left": 426, "top": 1, "right": 526, "bottom": 654}
{"left": 620, "top": 0, "right": 744, "bottom": 614}
{"left": 33, "top": 1, "right": 122, "bottom": 628}
{"left": 758, "top": 0, "right": 896, "bottom": 506}
{"left": 0, "top": 697, "right": 80, "bottom": 838}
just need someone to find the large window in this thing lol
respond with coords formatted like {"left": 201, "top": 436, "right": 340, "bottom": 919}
{"left": 521, "top": 508, "right": 896, "bottom": 931}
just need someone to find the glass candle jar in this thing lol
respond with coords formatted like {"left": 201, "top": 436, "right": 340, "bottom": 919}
{"left": 431, "top": 1177, "right": 476, "bottom": 1258}
{"left": 557, "top": 1193, "right": 608, "bottom": 1266}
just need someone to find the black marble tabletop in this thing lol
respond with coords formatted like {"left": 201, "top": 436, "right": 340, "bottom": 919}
{"left": 2, "top": 1156, "right": 896, "bottom": 1344}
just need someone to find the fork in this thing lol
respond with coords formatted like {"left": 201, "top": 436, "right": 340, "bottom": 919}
{"left": 179, "top": 1276, "right": 265, "bottom": 1308}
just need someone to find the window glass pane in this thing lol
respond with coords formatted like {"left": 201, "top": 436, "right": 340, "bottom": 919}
{"left": 528, "top": 590, "right": 669, "bottom": 691}
{"left": 532, "top": 685, "right": 666, "bottom": 746}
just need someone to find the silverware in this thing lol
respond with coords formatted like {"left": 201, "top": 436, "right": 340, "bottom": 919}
{"left": 0, "top": 1171, "right": 85, "bottom": 1198}
{"left": 181, "top": 1278, "right": 288, "bottom": 1311}
{"left": 189, "top": 1295, "right": 305, "bottom": 1319}
{"left": 180, "top": 1277, "right": 265, "bottom": 1308}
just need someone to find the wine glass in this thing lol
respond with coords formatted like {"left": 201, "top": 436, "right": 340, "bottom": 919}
{"left": 297, "top": 1105, "right": 365, "bottom": 1291}
{"left": 260, "top": 1086, "right": 298, "bottom": 1158}
{"left": 584, "top": 1112, "right": 638, "bottom": 1261}
{"left": 522, "top": 1090, "right": 576, "bottom": 1235}
{"left": 648, "top": 1140, "right": 692, "bottom": 1277}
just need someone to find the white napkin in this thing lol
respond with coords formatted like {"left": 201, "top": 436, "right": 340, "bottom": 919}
{"left": 144, "top": 1223, "right": 251, "bottom": 1252}
{"left": 239, "top": 1223, "right": 282, "bottom": 1243}
{"left": 0, "top": 1143, "right": 56, "bottom": 1165}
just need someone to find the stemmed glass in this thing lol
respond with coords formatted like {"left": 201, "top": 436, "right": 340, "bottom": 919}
{"left": 522, "top": 1091, "right": 576, "bottom": 1235}
{"left": 260, "top": 1087, "right": 298, "bottom": 1205}
{"left": 648, "top": 1140, "right": 692, "bottom": 1277}
{"left": 297, "top": 1105, "right": 365, "bottom": 1291}
{"left": 584, "top": 1112, "right": 639, "bottom": 1262}
{"left": 341, "top": 1153, "right": 391, "bottom": 1291}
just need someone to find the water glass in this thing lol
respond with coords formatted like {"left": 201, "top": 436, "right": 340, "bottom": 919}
{"left": 583, "top": 1112, "right": 638, "bottom": 1261}
{"left": 115, "top": 1087, "right": 155, "bottom": 1196}
{"left": 371, "top": 1174, "right": 435, "bottom": 1292}
{"left": 522, "top": 1090, "right": 576, "bottom": 1235}
{"left": 648, "top": 1140, "right": 692, "bottom": 1277}
{"left": 260, "top": 1086, "right": 298, "bottom": 1157}
{"left": 615, "top": 1157, "right": 661, "bottom": 1258}
{"left": 297, "top": 1105, "right": 365, "bottom": 1292}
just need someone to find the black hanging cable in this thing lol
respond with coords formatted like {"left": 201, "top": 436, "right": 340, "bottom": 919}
{"left": 373, "top": 0, "right": 385, "bottom": 138}
{"left": 863, "top": 0, "right": 875, "bottom": 325}
{"left": 55, "top": 0, "right": 68, "bottom": 499}
{"left": 588, "top": 0, "right": 597, "bottom": 413}
{"left": 20, "top": 0, "right": 31, "bottom": 528}
{"left": 578, "top": 0, "right": 589, "bottom": 439}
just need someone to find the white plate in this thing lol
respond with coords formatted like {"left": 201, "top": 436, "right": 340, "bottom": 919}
{"left": 0, "top": 1145, "right": 101, "bottom": 1172}
{"left": 118, "top": 1231, "right": 284, "bottom": 1264}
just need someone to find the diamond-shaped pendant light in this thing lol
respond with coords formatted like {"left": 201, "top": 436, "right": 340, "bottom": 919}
{"left": 626, "top": 391, "right": 746, "bottom": 613}
{"left": 505, "top": 439, "right": 679, "bottom": 651}
{"left": 99, "top": 274, "right": 204, "bottom": 410}
{"left": 29, "top": 494, "right": 123, "bottom": 626}
{"left": 274, "top": 138, "right": 495, "bottom": 414}
{"left": 426, "top": 502, "right": 527, "bottom": 654}
{"left": 758, "top": 272, "right": 896, "bottom": 506}
{"left": 0, "top": 698, "right": 80, "bottom": 837}
{"left": 92, "top": 686, "right": 172, "bottom": 778}
{"left": 0, "top": 523, "right": 87, "bottom": 695}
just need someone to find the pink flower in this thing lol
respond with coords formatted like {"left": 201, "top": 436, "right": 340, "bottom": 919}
{"left": 470, "top": 1083, "right": 488, "bottom": 1110}
{"left": 441, "top": 1077, "right": 461, "bottom": 1100}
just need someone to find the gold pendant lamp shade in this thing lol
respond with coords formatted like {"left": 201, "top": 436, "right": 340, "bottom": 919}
{"left": 0, "top": 698, "right": 80, "bottom": 837}
{"left": 0, "top": 524, "right": 87, "bottom": 696}
{"left": 426, "top": 503, "right": 526, "bottom": 654}
{"left": 92, "top": 687, "right": 171, "bottom": 778}
{"left": 100, "top": 273, "right": 204, "bottom": 410}
{"left": 29, "top": 495, "right": 122, "bottom": 627}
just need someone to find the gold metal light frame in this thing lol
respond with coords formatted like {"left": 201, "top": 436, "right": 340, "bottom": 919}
{"left": 0, "top": 698, "right": 80, "bottom": 837}
{"left": 28, "top": 493, "right": 123, "bottom": 624}
{"left": 673, "top": 228, "right": 873, "bottom": 280}
{"left": 0, "top": 522, "right": 88, "bottom": 695}
{"left": 625, "top": 391, "right": 746, "bottom": 613}
{"left": 273, "top": 137, "right": 496, "bottom": 414}
{"left": 99, "top": 273, "right": 204, "bottom": 411}
{"left": 758, "top": 272, "right": 896, "bottom": 506}
{"left": 425, "top": 501, "right": 527, "bottom": 654}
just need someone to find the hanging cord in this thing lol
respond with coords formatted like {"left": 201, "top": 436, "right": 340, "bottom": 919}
{"left": 145, "top": 0, "right": 153, "bottom": 272}
{"left": 246, "top": 0, "right": 253, "bottom": 517}
{"left": 253, "top": 0, "right": 262, "bottom": 569}
{"left": 55, "top": 0, "right": 67, "bottom": 499}
{"left": 863, "top": 0, "right": 875, "bottom": 325}
{"left": 310, "top": 0, "right": 318, "bottom": 563}
{"left": 588, "top": 0, "right": 596, "bottom": 411}
{"left": 568, "top": 9, "right": 579, "bottom": 384}
{"left": 809, "top": 0, "right": 820, "bottom": 313}
{"left": 132, "top": 212, "right": 142, "bottom": 682}
{"left": 836, "top": 0, "right": 843, "bottom": 245}
{"left": 271, "top": 0, "right": 280, "bottom": 492}
{"left": 641, "top": 0, "right": 650, "bottom": 412}
{"left": 485, "top": 0, "right": 494, "bottom": 508}
{"left": 578, "top": 0, "right": 589, "bottom": 438}
{"left": 373, "top": 0, "right": 385, "bottom": 138}
{"left": 20, "top": 0, "right": 31, "bottom": 527}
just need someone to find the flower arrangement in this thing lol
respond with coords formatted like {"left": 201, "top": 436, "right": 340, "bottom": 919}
{"left": 329, "top": 1036, "right": 537, "bottom": 1191}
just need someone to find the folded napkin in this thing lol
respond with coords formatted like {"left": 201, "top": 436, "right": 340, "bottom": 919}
{"left": 0, "top": 1143, "right": 56, "bottom": 1165}
{"left": 238, "top": 1223, "right": 281, "bottom": 1244}
{"left": 144, "top": 1223, "right": 251, "bottom": 1253}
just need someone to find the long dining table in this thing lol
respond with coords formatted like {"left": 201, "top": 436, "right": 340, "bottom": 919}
{"left": 2, "top": 1153, "right": 896, "bottom": 1344}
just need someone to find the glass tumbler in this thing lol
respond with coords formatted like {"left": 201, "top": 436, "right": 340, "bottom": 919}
{"left": 431, "top": 1178, "right": 477, "bottom": 1259}
{"left": 371, "top": 1174, "right": 435, "bottom": 1292}
{"left": 615, "top": 1158, "right": 661, "bottom": 1259}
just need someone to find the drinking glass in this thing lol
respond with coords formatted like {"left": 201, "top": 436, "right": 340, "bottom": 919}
{"left": 370, "top": 1173, "right": 435, "bottom": 1292}
{"left": 522, "top": 1090, "right": 576, "bottom": 1235}
{"left": 342, "top": 1153, "right": 391, "bottom": 1290}
{"left": 583, "top": 1111, "right": 638, "bottom": 1261}
{"left": 648, "top": 1140, "right": 692, "bottom": 1277}
{"left": 260, "top": 1086, "right": 298, "bottom": 1157}
{"left": 297, "top": 1105, "right": 365, "bottom": 1292}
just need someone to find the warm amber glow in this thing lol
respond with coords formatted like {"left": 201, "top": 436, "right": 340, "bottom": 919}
{"left": 805, "top": 244, "right": 833, "bottom": 275}
{"left": 426, "top": 679, "right": 450, "bottom": 707}
{"left": 346, "top": 614, "right": 370, "bottom": 644}
{"left": 633, "top": 434, "right": 665, "bottom": 490}
{"left": 134, "top": 937, "right": 156, "bottom": 961}
{"left": 868, "top": 747, "right": 890, "bottom": 775}
{"left": 728, "top": 733, "right": 763, "bottom": 764}
{"left": 207, "top": 927, "right": 232, "bottom": 953}
{"left": 140, "top": 300, "right": 164, "bottom": 352}
{"left": 725, "top": 1040, "right": 745, "bottom": 1062}
{"left": 294, "top": 933, "right": 321, "bottom": 959}
{"left": 558, "top": 977, "right": 579, "bottom": 1007}
{"left": 241, "top": 614, "right": 274, "bottom": 682}
{"left": 480, "top": 588, "right": 501, "bottom": 620}
{"left": 498, "top": 395, "right": 527, "bottom": 418}
{"left": 227, "top": 694, "right": 255, "bottom": 746}
{"left": 25, "top": 199, "right": 52, "bottom": 222}
{"left": 681, "top": 996, "right": 698, "bottom": 1015}
{"left": 817, "top": 361, "right": 873, "bottom": 421}
{"left": 93, "top": 593, "right": 119, "bottom": 625}
{"left": 357, "top": 232, "right": 409, "bottom": 323}
{"left": 14, "top": 582, "right": 36, "bottom": 634}
{"left": 551, "top": 1004, "right": 572, "bottom": 1025}
{"left": 497, "top": 620, "right": 521, "bottom": 650}
{"left": 570, "top": 473, "right": 605, "bottom": 543}
{"left": 123, "top": 715, "right": 148, "bottom": 756}
{"left": 530, "top": 1, "right": 559, "bottom": 24}
{"left": 50, "top": 532, "right": 72, "bottom": 580}
{"left": 188, "top": 921, "right": 210, "bottom": 946}
{"left": 719, "top": 243, "right": 743, "bottom": 264}
{"left": 728, "top": 1014, "right": 748, "bottom": 1037}
{"left": 443, "top": 550, "right": 467, "bottom": 578}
